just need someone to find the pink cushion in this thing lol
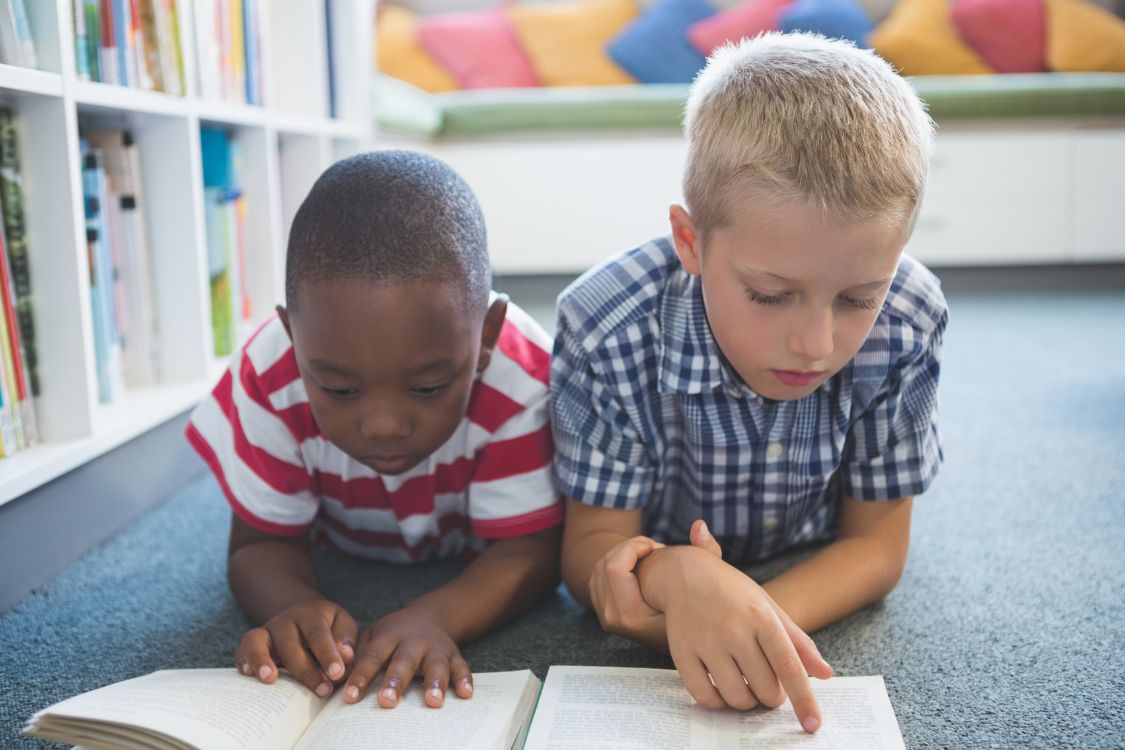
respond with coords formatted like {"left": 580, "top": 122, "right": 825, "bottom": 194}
{"left": 688, "top": 0, "right": 792, "bottom": 57}
{"left": 416, "top": 7, "right": 540, "bottom": 89}
{"left": 951, "top": 0, "right": 1047, "bottom": 73}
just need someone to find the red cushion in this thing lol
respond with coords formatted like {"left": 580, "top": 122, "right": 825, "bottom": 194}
{"left": 951, "top": 0, "right": 1047, "bottom": 73}
{"left": 417, "top": 7, "right": 540, "bottom": 89}
{"left": 688, "top": 0, "right": 792, "bottom": 57}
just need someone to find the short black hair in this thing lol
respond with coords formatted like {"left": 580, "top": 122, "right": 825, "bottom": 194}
{"left": 285, "top": 150, "right": 490, "bottom": 313}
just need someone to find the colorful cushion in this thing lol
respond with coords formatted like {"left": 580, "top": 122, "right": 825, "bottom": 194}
{"left": 607, "top": 0, "right": 717, "bottom": 83}
{"left": 375, "top": 6, "right": 460, "bottom": 93}
{"left": 416, "top": 7, "right": 540, "bottom": 89}
{"left": 778, "top": 0, "right": 873, "bottom": 46}
{"left": 1044, "top": 0, "right": 1125, "bottom": 72}
{"left": 951, "top": 0, "right": 1046, "bottom": 73}
{"left": 688, "top": 0, "right": 790, "bottom": 57}
{"left": 508, "top": 0, "right": 639, "bottom": 86}
{"left": 868, "top": 0, "right": 995, "bottom": 75}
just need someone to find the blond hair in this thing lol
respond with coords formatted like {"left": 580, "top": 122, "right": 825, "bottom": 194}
{"left": 683, "top": 32, "right": 935, "bottom": 236}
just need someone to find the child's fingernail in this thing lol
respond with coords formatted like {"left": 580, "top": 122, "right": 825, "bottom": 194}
{"left": 315, "top": 683, "right": 331, "bottom": 698}
{"left": 240, "top": 663, "right": 251, "bottom": 676}
{"left": 258, "top": 665, "right": 271, "bottom": 681}
{"left": 328, "top": 662, "right": 343, "bottom": 679}
{"left": 461, "top": 678, "right": 473, "bottom": 695}
{"left": 381, "top": 687, "right": 397, "bottom": 705}
{"left": 699, "top": 520, "right": 711, "bottom": 539}
{"left": 345, "top": 685, "right": 359, "bottom": 701}
{"left": 802, "top": 716, "right": 820, "bottom": 733}
{"left": 428, "top": 687, "right": 443, "bottom": 701}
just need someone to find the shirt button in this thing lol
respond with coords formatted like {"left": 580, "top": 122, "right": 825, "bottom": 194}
{"left": 766, "top": 441, "right": 783, "bottom": 459}
{"left": 763, "top": 515, "right": 780, "bottom": 530}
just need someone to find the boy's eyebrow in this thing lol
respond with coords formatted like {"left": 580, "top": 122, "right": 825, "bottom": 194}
{"left": 307, "top": 359, "right": 356, "bottom": 376}
{"left": 307, "top": 358, "right": 460, "bottom": 377}
{"left": 737, "top": 266, "right": 892, "bottom": 290}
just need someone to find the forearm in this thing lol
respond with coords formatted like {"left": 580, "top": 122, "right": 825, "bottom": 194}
{"left": 405, "top": 528, "right": 562, "bottom": 644}
{"left": 228, "top": 539, "right": 324, "bottom": 625}
{"left": 762, "top": 535, "right": 906, "bottom": 633}
{"left": 560, "top": 529, "right": 631, "bottom": 609}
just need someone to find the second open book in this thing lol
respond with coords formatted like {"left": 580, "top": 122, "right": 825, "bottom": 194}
{"left": 27, "top": 665, "right": 907, "bottom": 750}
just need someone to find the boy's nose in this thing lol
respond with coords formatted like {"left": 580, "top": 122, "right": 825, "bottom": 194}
{"left": 358, "top": 407, "right": 412, "bottom": 440}
{"left": 789, "top": 308, "right": 834, "bottom": 362}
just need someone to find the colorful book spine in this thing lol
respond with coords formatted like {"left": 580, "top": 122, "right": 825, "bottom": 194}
{"left": 0, "top": 289, "right": 18, "bottom": 456}
{"left": 73, "top": 0, "right": 92, "bottom": 80}
{"left": 136, "top": 0, "right": 161, "bottom": 90}
{"left": 112, "top": 0, "right": 133, "bottom": 87}
{"left": 0, "top": 108, "right": 39, "bottom": 399}
{"left": 83, "top": 0, "right": 102, "bottom": 81}
{"left": 0, "top": 219, "right": 37, "bottom": 447}
{"left": 98, "top": 0, "right": 118, "bottom": 85}
{"left": 81, "top": 145, "right": 125, "bottom": 403}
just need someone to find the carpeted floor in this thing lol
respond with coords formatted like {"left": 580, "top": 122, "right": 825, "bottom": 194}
{"left": 2, "top": 276, "right": 1123, "bottom": 749}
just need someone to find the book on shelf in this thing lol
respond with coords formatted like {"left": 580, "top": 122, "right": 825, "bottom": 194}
{"left": 194, "top": 0, "right": 265, "bottom": 105}
{"left": 80, "top": 141, "right": 127, "bottom": 404}
{"left": 0, "top": 249, "right": 21, "bottom": 455}
{"left": 0, "top": 217, "right": 38, "bottom": 455}
{"left": 24, "top": 665, "right": 908, "bottom": 750}
{"left": 85, "top": 129, "right": 160, "bottom": 388}
{"left": 0, "top": 0, "right": 37, "bottom": 69}
{"left": 0, "top": 107, "right": 39, "bottom": 450}
{"left": 75, "top": 0, "right": 185, "bottom": 93}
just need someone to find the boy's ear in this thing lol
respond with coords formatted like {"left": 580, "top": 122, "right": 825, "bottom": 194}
{"left": 669, "top": 204, "right": 702, "bottom": 276}
{"left": 477, "top": 294, "right": 509, "bottom": 373}
{"left": 276, "top": 305, "right": 293, "bottom": 341}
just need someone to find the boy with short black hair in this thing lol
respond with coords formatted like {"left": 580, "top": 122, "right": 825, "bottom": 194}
{"left": 188, "top": 150, "right": 562, "bottom": 710}
{"left": 552, "top": 33, "right": 947, "bottom": 734}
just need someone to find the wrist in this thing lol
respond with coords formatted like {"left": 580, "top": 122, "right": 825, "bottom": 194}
{"left": 636, "top": 545, "right": 724, "bottom": 612}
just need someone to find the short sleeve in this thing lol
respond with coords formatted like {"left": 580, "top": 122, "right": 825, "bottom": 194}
{"left": 185, "top": 344, "right": 320, "bottom": 535}
{"left": 468, "top": 385, "right": 563, "bottom": 539}
{"left": 550, "top": 309, "right": 656, "bottom": 509}
{"left": 842, "top": 321, "right": 946, "bottom": 501}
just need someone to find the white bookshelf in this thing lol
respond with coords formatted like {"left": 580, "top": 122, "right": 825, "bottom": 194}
{"left": 0, "top": 0, "right": 376, "bottom": 507}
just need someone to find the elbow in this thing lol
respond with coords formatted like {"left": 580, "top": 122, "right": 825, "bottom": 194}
{"left": 871, "top": 546, "right": 909, "bottom": 602}
{"left": 559, "top": 552, "right": 594, "bottom": 611}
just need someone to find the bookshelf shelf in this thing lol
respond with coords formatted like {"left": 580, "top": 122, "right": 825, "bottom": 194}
{"left": 0, "top": 0, "right": 376, "bottom": 508}
{"left": 0, "top": 64, "right": 63, "bottom": 98}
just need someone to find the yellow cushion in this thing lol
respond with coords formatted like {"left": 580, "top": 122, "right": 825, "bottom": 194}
{"left": 508, "top": 0, "right": 640, "bottom": 87}
{"left": 869, "top": 0, "right": 995, "bottom": 75}
{"left": 376, "top": 5, "right": 459, "bottom": 93}
{"left": 1044, "top": 0, "right": 1125, "bottom": 72}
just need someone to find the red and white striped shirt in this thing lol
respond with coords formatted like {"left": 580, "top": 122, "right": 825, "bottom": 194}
{"left": 186, "top": 300, "right": 563, "bottom": 563}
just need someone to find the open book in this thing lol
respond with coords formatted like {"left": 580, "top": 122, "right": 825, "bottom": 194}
{"left": 25, "top": 665, "right": 906, "bottom": 749}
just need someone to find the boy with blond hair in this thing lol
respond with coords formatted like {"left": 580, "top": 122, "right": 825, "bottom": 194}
{"left": 551, "top": 33, "right": 946, "bottom": 734}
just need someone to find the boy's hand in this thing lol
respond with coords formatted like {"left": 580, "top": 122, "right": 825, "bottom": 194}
{"left": 588, "top": 535, "right": 666, "bottom": 644}
{"left": 342, "top": 608, "right": 472, "bottom": 709}
{"left": 234, "top": 599, "right": 357, "bottom": 698}
{"left": 641, "top": 536, "right": 833, "bottom": 733}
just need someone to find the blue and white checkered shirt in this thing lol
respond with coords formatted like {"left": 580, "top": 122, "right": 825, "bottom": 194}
{"left": 551, "top": 237, "right": 947, "bottom": 563}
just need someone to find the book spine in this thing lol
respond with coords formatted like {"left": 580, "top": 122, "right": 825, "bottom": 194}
{"left": 167, "top": 0, "right": 185, "bottom": 95}
{"left": 0, "top": 293, "right": 17, "bottom": 456}
{"left": 83, "top": 0, "right": 101, "bottom": 81}
{"left": 99, "top": 0, "right": 118, "bottom": 86}
{"left": 138, "top": 0, "right": 163, "bottom": 91}
{"left": 0, "top": 231, "right": 24, "bottom": 451}
{"left": 73, "top": 0, "right": 92, "bottom": 80}
{"left": 0, "top": 108, "right": 39, "bottom": 398}
{"left": 0, "top": 215, "right": 36, "bottom": 446}
{"left": 10, "top": 0, "right": 36, "bottom": 69}
{"left": 113, "top": 0, "right": 134, "bottom": 87}
{"left": 81, "top": 146, "right": 125, "bottom": 403}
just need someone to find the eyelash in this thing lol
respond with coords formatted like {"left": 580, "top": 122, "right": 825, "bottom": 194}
{"left": 320, "top": 384, "right": 450, "bottom": 399}
{"left": 745, "top": 289, "right": 883, "bottom": 311}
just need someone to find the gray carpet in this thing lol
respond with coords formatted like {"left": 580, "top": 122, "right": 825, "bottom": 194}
{"left": 2, "top": 276, "right": 1124, "bottom": 749}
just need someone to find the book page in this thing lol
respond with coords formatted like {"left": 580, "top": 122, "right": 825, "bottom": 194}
{"left": 27, "top": 669, "right": 324, "bottom": 750}
{"left": 291, "top": 670, "right": 541, "bottom": 750}
{"left": 521, "top": 666, "right": 713, "bottom": 750}
{"left": 711, "top": 676, "right": 906, "bottom": 749}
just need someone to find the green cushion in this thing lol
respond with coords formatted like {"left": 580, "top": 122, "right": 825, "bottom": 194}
{"left": 375, "top": 72, "right": 1125, "bottom": 137}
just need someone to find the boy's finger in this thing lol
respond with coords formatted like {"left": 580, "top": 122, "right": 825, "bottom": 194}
{"left": 274, "top": 624, "right": 333, "bottom": 698}
{"left": 343, "top": 638, "right": 392, "bottom": 704}
{"left": 377, "top": 647, "right": 424, "bottom": 708}
{"left": 689, "top": 520, "right": 723, "bottom": 559}
{"left": 420, "top": 654, "right": 451, "bottom": 708}
{"left": 708, "top": 656, "right": 758, "bottom": 711}
{"left": 331, "top": 610, "right": 358, "bottom": 666}
{"left": 450, "top": 655, "right": 473, "bottom": 699}
{"left": 776, "top": 607, "right": 834, "bottom": 680}
{"left": 734, "top": 642, "right": 785, "bottom": 709}
{"left": 297, "top": 615, "right": 347, "bottom": 683}
{"left": 669, "top": 644, "right": 725, "bottom": 710}
{"left": 240, "top": 628, "right": 279, "bottom": 683}
{"left": 758, "top": 619, "right": 822, "bottom": 733}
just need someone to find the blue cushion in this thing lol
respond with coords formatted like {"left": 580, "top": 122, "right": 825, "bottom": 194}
{"left": 607, "top": 0, "right": 716, "bottom": 84}
{"left": 778, "top": 0, "right": 873, "bottom": 47}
